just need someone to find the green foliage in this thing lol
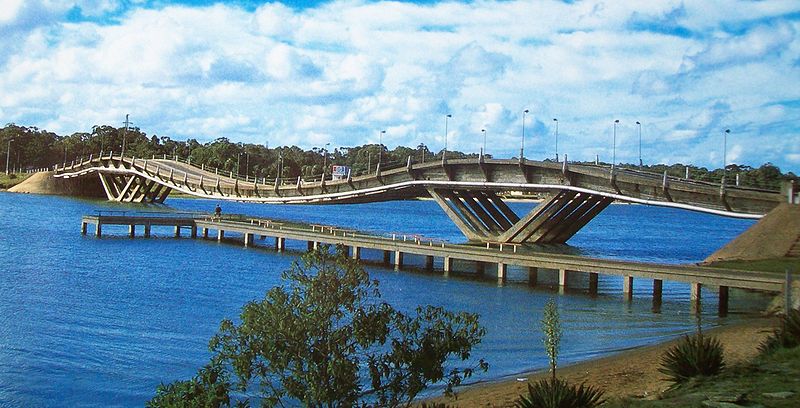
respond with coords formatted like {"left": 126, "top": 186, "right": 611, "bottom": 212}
{"left": 515, "top": 377, "right": 606, "bottom": 408}
{"left": 542, "top": 298, "right": 562, "bottom": 381}
{"left": 760, "top": 308, "right": 800, "bottom": 353}
{"left": 658, "top": 333, "right": 725, "bottom": 385}
{"left": 156, "top": 245, "right": 487, "bottom": 407}
{"left": 148, "top": 363, "right": 238, "bottom": 408}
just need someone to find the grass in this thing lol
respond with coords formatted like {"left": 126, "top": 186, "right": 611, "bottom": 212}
{"left": 0, "top": 172, "right": 32, "bottom": 189}
{"left": 708, "top": 258, "right": 800, "bottom": 275}
{"left": 605, "top": 346, "right": 800, "bottom": 408}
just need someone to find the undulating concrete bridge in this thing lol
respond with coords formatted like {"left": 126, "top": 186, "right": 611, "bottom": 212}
{"left": 53, "top": 153, "right": 788, "bottom": 244}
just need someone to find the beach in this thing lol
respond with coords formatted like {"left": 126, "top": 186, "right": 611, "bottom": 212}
{"left": 428, "top": 317, "right": 778, "bottom": 407}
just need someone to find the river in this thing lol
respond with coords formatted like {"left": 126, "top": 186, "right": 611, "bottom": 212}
{"left": 0, "top": 192, "right": 766, "bottom": 406}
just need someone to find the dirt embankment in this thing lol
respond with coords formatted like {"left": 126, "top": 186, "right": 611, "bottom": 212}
{"left": 427, "top": 318, "right": 778, "bottom": 407}
{"left": 8, "top": 171, "right": 105, "bottom": 197}
{"left": 704, "top": 203, "right": 800, "bottom": 262}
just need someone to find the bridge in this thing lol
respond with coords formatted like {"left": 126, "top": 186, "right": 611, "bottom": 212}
{"left": 55, "top": 152, "right": 788, "bottom": 244}
{"left": 79, "top": 212, "right": 790, "bottom": 316}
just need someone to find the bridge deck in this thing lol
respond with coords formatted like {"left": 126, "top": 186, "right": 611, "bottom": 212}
{"left": 80, "top": 214, "right": 785, "bottom": 296}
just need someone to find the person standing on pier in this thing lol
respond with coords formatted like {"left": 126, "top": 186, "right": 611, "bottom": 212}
{"left": 214, "top": 204, "right": 222, "bottom": 219}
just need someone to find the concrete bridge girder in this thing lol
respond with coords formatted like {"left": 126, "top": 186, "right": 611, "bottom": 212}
{"left": 56, "top": 157, "right": 781, "bottom": 238}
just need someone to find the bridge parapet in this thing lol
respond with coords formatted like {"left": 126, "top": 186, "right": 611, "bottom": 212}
{"left": 55, "top": 154, "right": 784, "bottom": 243}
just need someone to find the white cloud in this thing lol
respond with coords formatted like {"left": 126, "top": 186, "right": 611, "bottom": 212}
{"left": 0, "top": 0, "right": 798, "bottom": 172}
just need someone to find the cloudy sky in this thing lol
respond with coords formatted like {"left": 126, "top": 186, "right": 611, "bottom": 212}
{"left": 1, "top": 0, "right": 798, "bottom": 172}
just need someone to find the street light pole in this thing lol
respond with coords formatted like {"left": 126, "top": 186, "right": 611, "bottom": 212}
{"left": 521, "top": 109, "right": 529, "bottom": 161}
{"left": 121, "top": 114, "right": 131, "bottom": 157}
{"left": 378, "top": 131, "right": 385, "bottom": 166}
{"left": 323, "top": 142, "right": 330, "bottom": 177}
{"left": 612, "top": 119, "right": 619, "bottom": 169}
{"left": 553, "top": 118, "right": 559, "bottom": 162}
{"left": 444, "top": 114, "right": 452, "bottom": 160}
{"left": 5, "top": 139, "right": 13, "bottom": 174}
{"left": 636, "top": 121, "right": 642, "bottom": 170}
{"left": 723, "top": 129, "right": 730, "bottom": 185}
{"left": 481, "top": 128, "right": 487, "bottom": 156}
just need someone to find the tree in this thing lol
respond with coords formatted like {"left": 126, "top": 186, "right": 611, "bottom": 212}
{"left": 150, "top": 246, "right": 487, "bottom": 407}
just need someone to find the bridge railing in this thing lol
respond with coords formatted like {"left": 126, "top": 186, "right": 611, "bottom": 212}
{"left": 51, "top": 151, "right": 783, "bottom": 195}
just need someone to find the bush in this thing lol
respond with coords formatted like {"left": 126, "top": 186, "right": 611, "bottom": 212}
{"left": 148, "top": 363, "right": 235, "bottom": 408}
{"left": 515, "top": 377, "right": 606, "bottom": 408}
{"left": 760, "top": 308, "right": 800, "bottom": 353}
{"left": 152, "top": 246, "right": 487, "bottom": 407}
{"left": 658, "top": 333, "right": 725, "bottom": 385}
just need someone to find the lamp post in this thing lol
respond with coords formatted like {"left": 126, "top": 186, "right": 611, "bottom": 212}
{"left": 481, "top": 128, "right": 487, "bottom": 156}
{"left": 245, "top": 151, "right": 250, "bottom": 178}
{"left": 723, "top": 129, "right": 730, "bottom": 184}
{"left": 121, "top": 114, "right": 131, "bottom": 157}
{"left": 378, "top": 131, "right": 385, "bottom": 166}
{"left": 636, "top": 121, "right": 642, "bottom": 170}
{"left": 5, "top": 139, "right": 13, "bottom": 174}
{"left": 612, "top": 119, "right": 619, "bottom": 169}
{"left": 322, "top": 142, "right": 330, "bottom": 177}
{"left": 553, "top": 118, "right": 559, "bottom": 162}
{"left": 444, "top": 114, "right": 452, "bottom": 160}
{"left": 521, "top": 109, "right": 529, "bottom": 161}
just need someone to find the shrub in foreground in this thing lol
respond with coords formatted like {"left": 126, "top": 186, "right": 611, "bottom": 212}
{"left": 760, "top": 308, "right": 800, "bottom": 353}
{"left": 516, "top": 377, "right": 606, "bottom": 408}
{"left": 658, "top": 333, "right": 725, "bottom": 385}
{"left": 148, "top": 246, "right": 487, "bottom": 407}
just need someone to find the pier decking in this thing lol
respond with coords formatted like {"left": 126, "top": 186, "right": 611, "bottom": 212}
{"left": 81, "top": 212, "right": 788, "bottom": 316}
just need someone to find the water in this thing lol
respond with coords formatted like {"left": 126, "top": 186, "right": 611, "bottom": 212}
{"left": 0, "top": 192, "right": 764, "bottom": 406}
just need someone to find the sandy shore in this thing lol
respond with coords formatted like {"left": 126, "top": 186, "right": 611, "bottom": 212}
{"left": 427, "top": 317, "right": 778, "bottom": 407}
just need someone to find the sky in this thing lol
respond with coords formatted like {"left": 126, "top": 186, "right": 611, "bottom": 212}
{"left": 1, "top": 0, "right": 799, "bottom": 173}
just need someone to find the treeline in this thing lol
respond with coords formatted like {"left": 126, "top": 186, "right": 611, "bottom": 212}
{"left": 0, "top": 123, "right": 474, "bottom": 180}
{"left": 1, "top": 123, "right": 796, "bottom": 189}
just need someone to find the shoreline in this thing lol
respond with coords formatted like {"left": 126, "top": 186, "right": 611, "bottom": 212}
{"left": 427, "top": 316, "right": 778, "bottom": 407}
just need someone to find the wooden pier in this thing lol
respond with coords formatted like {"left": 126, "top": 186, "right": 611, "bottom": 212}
{"left": 81, "top": 213, "right": 787, "bottom": 316}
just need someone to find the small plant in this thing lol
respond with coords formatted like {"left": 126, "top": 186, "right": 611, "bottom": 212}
{"left": 516, "top": 377, "right": 606, "bottom": 408}
{"left": 515, "top": 298, "right": 605, "bottom": 408}
{"left": 760, "top": 308, "right": 800, "bottom": 353}
{"left": 658, "top": 332, "right": 725, "bottom": 385}
{"left": 542, "top": 298, "right": 562, "bottom": 381}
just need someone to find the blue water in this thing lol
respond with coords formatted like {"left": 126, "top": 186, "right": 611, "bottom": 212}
{"left": 0, "top": 192, "right": 763, "bottom": 406}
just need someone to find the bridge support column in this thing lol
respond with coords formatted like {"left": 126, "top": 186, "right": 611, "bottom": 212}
{"left": 425, "top": 255, "right": 434, "bottom": 271}
{"left": 190, "top": 226, "right": 197, "bottom": 239}
{"left": 690, "top": 283, "right": 702, "bottom": 313}
{"left": 559, "top": 269, "right": 569, "bottom": 288}
{"left": 653, "top": 279, "right": 663, "bottom": 305}
{"left": 352, "top": 246, "right": 361, "bottom": 260}
{"left": 244, "top": 233, "right": 253, "bottom": 247}
{"left": 275, "top": 237, "right": 285, "bottom": 252}
{"left": 145, "top": 224, "right": 152, "bottom": 238}
{"left": 718, "top": 286, "right": 729, "bottom": 316}
{"left": 382, "top": 250, "right": 391, "bottom": 265}
{"left": 443, "top": 256, "right": 453, "bottom": 274}
{"left": 128, "top": 224, "right": 135, "bottom": 238}
{"left": 394, "top": 251, "right": 403, "bottom": 268}
{"left": 588, "top": 273, "right": 598, "bottom": 295}
{"left": 218, "top": 230, "right": 225, "bottom": 241}
{"left": 95, "top": 223, "right": 102, "bottom": 237}
{"left": 623, "top": 276, "right": 633, "bottom": 301}
{"left": 497, "top": 263, "right": 507, "bottom": 281}
{"left": 174, "top": 226, "right": 181, "bottom": 237}
{"left": 528, "top": 267, "right": 538, "bottom": 286}
{"left": 81, "top": 221, "right": 88, "bottom": 235}
{"left": 200, "top": 227, "right": 207, "bottom": 239}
